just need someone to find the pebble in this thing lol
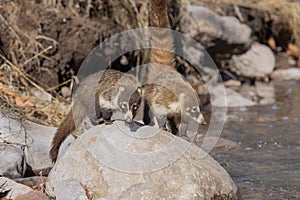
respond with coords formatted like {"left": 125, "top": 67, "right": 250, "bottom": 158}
{"left": 61, "top": 86, "right": 72, "bottom": 98}
{"left": 245, "top": 147, "right": 253, "bottom": 151}
{"left": 271, "top": 106, "right": 279, "bottom": 110}
{"left": 282, "top": 116, "right": 289, "bottom": 121}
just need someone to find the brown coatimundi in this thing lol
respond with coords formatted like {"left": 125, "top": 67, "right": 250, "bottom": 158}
{"left": 50, "top": 69, "right": 142, "bottom": 162}
{"left": 142, "top": 0, "right": 206, "bottom": 136}
{"left": 142, "top": 69, "right": 206, "bottom": 136}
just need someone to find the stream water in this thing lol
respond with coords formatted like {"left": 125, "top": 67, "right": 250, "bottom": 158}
{"left": 210, "top": 81, "right": 300, "bottom": 199}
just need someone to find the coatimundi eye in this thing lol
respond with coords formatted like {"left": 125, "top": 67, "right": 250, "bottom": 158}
{"left": 132, "top": 103, "right": 138, "bottom": 110}
{"left": 191, "top": 107, "right": 199, "bottom": 113}
{"left": 120, "top": 102, "right": 128, "bottom": 109}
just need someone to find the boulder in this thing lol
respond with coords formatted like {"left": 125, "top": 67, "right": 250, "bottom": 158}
{"left": 210, "top": 85, "right": 256, "bottom": 107}
{"left": 0, "top": 143, "right": 26, "bottom": 179}
{"left": 230, "top": 43, "right": 275, "bottom": 78}
{"left": 239, "top": 82, "right": 275, "bottom": 105}
{"left": 14, "top": 176, "right": 47, "bottom": 186}
{"left": 271, "top": 68, "right": 300, "bottom": 81}
{"left": 54, "top": 178, "right": 89, "bottom": 200}
{"left": 0, "top": 177, "right": 33, "bottom": 200}
{"left": 15, "top": 191, "right": 50, "bottom": 200}
{"left": 0, "top": 112, "right": 74, "bottom": 175}
{"left": 181, "top": 5, "right": 252, "bottom": 58}
{"left": 46, "top": 122, "right": 239, "bottom": 199}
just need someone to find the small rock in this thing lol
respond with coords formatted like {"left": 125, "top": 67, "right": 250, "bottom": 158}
{"left": 210, "top": 85, "right": 256, "bottom": 107}
{"left": 271, "top": 68, "right": 300, "bottom": 81}
{"left": 230, "top": 43, "right": 275, "bottom": 78}
{"left": 0, "top": 112, "right": 74, "bottom": 175}
{"left": 61, "top": 86, "right": 71, "bottom": 98}
{"left": 255, "top": 82, "right": 275, "bottom": 105}
{"left": 0, "top": 177, "right": 33, "bottom": 200}
{"left": 224, "top": 80, "right": 241, "bottom": 89}
{"left": 0, "top": 143, "right": 26, "bottom": 179}
{"left": 282, "top": 116, "right": 289, "bottom": 121}
{"left": 15, "top": 191, "right": 49, "bottom": 200}
{"left": 244, "top": 147, "right": 253, "bottom": 151}
{"left": 271, "top": 106, "right": 279, "bottom": 111}
{"left": 46, "top": 122, "right": 239, "bottom": 199}
{"left": 54, "top": 178, "right": 89, "bottom": 200}
{"left": 120, "top": 55, "right": 129, "bottom": 65}
{"left": 239, "top": 82, "right": 275, "bottom": 105}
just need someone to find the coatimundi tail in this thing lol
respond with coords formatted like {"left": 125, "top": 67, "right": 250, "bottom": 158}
{"left": 50, "top": 70, "right": 142, "bottom": 162}
{"left": 149, "top": 0, "right": 175, "bottom": 68}
{"left": 142, "top": 0, "right": 206, "bottom": 135}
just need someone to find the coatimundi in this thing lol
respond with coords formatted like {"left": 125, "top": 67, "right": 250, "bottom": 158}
{"left": 142, "top": 0, "right": 206, "bottom": 135}
{"left": 50, "top": 69, "right": 142, "bottom": 162}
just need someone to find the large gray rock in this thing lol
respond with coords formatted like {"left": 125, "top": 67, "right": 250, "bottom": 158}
{"left": 54, "top": 178, "right": 88, "bottom": 200}
{"left": 14, "top": 176, "right": 47, "bottom": 186}
{"left": 0, "top": 112, "right": 74, "bottom": 175}
{"left": 46, "top": 122, "right": 238, "bottom": 199}
{"left": 181, "top": 5, "right": 252, "bottom": 56}
{"left": 0, "top": 143, "right": 26, "bottom": 179}
{"left": 15, "top": 191, "right": 50, "bottom": 200}
{"left": 271, "top": 68, "right": 300, "bottom": 81}
{"left": 230, "top": 43, "right": 275, "bottom": 78}
{"left": 239, "top": 82, "right": 275, "bottom": 105}
{"left": 0, "top": 177, "right": 33, "bottom": 200}
{"left": 210, "top": 85, "right": 256, "bottom": 107}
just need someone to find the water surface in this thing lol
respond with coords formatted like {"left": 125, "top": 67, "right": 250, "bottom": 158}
{"left": 210, "top": 81, "right": 300, "bottom": 199}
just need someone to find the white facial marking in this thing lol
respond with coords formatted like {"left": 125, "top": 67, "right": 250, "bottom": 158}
{"left": 197, "top": 114, "right": 206, "bottom": 125}
{"left": 124, "top": 111, "right": 133, "bottom": 124}
{"left": 137, "top": 87, "right": 142, "bottom": 95}
{"left": 132, "top": 103, "right": 139, "bottom": 111}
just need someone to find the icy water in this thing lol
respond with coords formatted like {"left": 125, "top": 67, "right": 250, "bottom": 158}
{"left": 210, "top": 81, "right": 300, "bottom": 199}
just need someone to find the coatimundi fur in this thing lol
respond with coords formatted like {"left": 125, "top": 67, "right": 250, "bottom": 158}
{"left": 50, "top": 70, "right": 142, "bottom": 162}
{"left": 142, "top": 0, "right": 206, "bottom": 135}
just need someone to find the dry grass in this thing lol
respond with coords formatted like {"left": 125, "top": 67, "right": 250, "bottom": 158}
{"left": 0, "top": 0, "right": 150, "bottom": 126}
{"left": 0, "top": 53, "right": 68, "bottom": 126}
{"left": 243, "top": 0, "right": 300, "bottom": 47}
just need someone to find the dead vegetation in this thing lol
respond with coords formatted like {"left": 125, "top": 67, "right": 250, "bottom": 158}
{"left": 0, "top": 54, "right": 67, "bottom": 126}
{"left": 0, "top": 0, "right": 151, "bottom": 126}
{"left": 234, "top": 0, "right": 300, "bottom": 47}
